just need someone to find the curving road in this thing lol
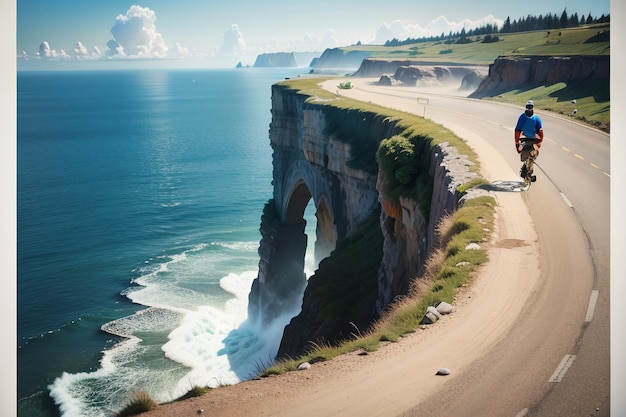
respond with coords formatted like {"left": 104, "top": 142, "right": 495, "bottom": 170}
{"left": 144, "top": 79, "right": 612, "bottom": 417}
{"left": 331, "top": 80, "right": 610, "bottom": 417}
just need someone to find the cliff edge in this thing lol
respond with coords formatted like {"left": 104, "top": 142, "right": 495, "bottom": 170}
{"left": 470, "top": 55, "right": 610, "bottom": 98}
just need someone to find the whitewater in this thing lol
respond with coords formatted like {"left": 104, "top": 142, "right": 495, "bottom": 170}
{"left": 17, "top": 68, "right": 313, "bottom": 417}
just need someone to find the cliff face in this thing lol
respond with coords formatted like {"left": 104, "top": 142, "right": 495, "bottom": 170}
{"left": 351, "top": 59, "right": 488, "bottom": 91}
{"left": 253, "top": 84, "right": 481, "bottom": 359}
{"left": 471, "top": 55, "right": 610, "bottom": 97}
{"left": 311, "top": 48, "right": 373, "bottom": 70}
{"left": 253, "top": 52, "right": 298, "bottom": 68}
{"left": 354, "top": 58, "right": 487, "bottom": 79}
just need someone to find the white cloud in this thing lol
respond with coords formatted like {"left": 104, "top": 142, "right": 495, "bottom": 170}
{"left": 19, "top": 5, "right": 190, "bottom": 62}
{"left": 34, "top": 41, "right": 69, "bottom": 60}
{"left": 372, "top": 15, "right": 504, "bottom": 44}
{"left": 37, "top": 41, "right": 55, "bottom": 58}
{"left": 109, "top": 5, "right": 169, "bottom": 57}
{"left": 170, "top": 42, "right": 190, "bottom": 57}
{"left": 73, "top": 41, "right": 89, "bottom": 57}
{"left": 218, "top": 24, "right": 246, "bottom": 56}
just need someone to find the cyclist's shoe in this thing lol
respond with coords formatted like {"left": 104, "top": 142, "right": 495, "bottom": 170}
{"left": 520, "top": 164, "right": 528, "bottom": 178}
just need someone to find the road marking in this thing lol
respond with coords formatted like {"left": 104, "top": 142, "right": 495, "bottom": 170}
{"left": 560, "top": 192, "right": 574, "bottom": 208}
{"left": 549, "top": 355, "right": 576, "bottom": 383}
{"left": 559, "top": 147, "right": 609, "bottom": 175}
{"left": 515, "top": 408, "right": 529, "bottom": 417}
{"left": 585, "top": 290, "right": 599, "bottom": 322}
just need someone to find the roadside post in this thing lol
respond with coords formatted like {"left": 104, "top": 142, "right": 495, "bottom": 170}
{"left": 417, "top": 97, "right": 429, "bottom": 118}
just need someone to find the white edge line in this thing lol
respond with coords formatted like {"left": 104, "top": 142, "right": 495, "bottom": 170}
{"left": 548, "top": 355, "right": 576, "bottom": 383}
{"left": 560, "top": 192, "right": 574, "bottom": 208}
{"left": 585, "top": 290, "right": 599, "bottom": 322}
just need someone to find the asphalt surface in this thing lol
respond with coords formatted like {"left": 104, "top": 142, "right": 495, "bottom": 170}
{"left": 333, "top": 80, "right": 611, "bottom": 417}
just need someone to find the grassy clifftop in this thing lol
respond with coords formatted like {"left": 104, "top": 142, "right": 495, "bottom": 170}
{"left": 336, "top": 23, "right": 609, "bottom": 66}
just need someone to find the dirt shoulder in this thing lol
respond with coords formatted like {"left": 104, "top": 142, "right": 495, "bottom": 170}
{"left": 141, "top": 80, "right": 540, "bottom": 417}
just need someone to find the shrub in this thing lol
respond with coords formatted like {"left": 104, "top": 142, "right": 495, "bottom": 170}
{"left": 115, "top": 391, "right": 158, "bottom": 417}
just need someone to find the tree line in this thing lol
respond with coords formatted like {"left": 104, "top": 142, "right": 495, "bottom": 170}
{"left": 500, "top": 9, "right": 610, "bottom": 33}
{"left": 384, "top": 9, "right": 610, "bottom": 47}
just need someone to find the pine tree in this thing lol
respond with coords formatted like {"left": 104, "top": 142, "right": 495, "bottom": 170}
{"left": 560, "top": 8, "right": 569, "bottom": 28}
{"left": 501, "top": 16, "right": 511, "bottom": 33}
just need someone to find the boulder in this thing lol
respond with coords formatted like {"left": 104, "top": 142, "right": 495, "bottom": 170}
{"left": 435, "top": 301, "right": 453, "bottom": 315}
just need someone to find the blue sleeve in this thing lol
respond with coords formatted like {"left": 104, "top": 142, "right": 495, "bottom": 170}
{"left": 515, "top": 114, "right": 525, "bottom": 131}
{"left": 535, "top": 116, "right": 543, "bottom": 132}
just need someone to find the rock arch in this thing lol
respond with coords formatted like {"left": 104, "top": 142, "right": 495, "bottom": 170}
{"left": 247, "top": 84, "right": 379, "bottom": 331}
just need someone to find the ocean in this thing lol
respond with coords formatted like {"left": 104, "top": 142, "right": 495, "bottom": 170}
{"left": 17, "top": 67, "right": 316, "bottom": 417}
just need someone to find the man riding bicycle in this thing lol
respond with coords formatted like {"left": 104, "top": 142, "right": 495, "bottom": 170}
{"left": 514, "top": 100, "right": 544, "bottom": 178}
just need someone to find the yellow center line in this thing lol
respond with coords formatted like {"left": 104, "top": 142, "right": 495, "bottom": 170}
{"left": 556, "top": 144, "right": 608, "bottom": 175}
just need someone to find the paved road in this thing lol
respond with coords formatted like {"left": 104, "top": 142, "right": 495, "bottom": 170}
{"left": 333, "top": 80, "right": 611, "bottom": 416}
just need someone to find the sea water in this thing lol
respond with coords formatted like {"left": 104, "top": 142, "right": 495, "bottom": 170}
{"left": 17, "top": 68, "right": 315, "bottom": 417}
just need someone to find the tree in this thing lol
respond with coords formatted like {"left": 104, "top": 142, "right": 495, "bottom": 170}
{"left": 501, "top": 16, "right": 511, "bottom": 33}
{"left": 560, "top": 8, "right": 569, "bottom": 28}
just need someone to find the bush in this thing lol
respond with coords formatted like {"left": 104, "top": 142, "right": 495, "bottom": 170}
{"left": 377, "top": 134, "right": 433, "bottom": 206}
{"left": 115, "top": 391, "right": 158, "bottom": 417}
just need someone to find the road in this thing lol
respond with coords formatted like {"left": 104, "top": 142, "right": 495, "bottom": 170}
{"left": 331, "top": 79, "right": 611, "bottom": 417}
{"left": 144, "top": 79, "right": 614, "bottom": 417}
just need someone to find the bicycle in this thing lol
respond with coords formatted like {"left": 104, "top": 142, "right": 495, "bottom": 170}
{"left": 519, "top": 139, "right": 539, "bottom": 189}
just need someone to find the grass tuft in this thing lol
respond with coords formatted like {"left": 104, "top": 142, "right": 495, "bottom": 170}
{"left": 115, "top": 391, "right": 158, "bottom": 417}
{"left": 258, "top": 195, "right": 496, "bottom": 377}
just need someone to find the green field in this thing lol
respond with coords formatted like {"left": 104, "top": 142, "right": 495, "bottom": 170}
{"left": 341, "top": 23, "right": 609, "bottom": 65}
{"left": 340, "top": 23, "right": 610, "bottom": 131}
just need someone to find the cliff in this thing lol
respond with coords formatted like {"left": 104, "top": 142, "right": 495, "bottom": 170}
{"left": 253, "top": 52, "right": 321, "bottom": 68}
{"left": 248, "top": 82, "right": 483, "bottom": 359}
{"left": 310, "top": 48, "right": 373, "bottom": 70}
{"left": 470, "top": 55, "right": 610, "bottom": 98}
{"left": 253, "top": 52, "right": 298, "bottom": 68}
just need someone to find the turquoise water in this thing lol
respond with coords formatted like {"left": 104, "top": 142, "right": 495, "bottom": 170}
{"left": 17, "top": 68, "right": 314, "bottom": 417}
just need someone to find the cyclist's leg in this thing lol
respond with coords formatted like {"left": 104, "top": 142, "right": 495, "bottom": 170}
{"left": 528, "top": 148, "right": 539, "bottom": 174}
{"left": 520, "top": 147, "right": 531, "bottom": 177}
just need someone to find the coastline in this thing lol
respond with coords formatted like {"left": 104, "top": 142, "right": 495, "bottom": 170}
{"left": 140, "top": 80, "right": 540, "bottom": 417}
{"left": 141, "top": 189, "right": 539, "bottom": 417}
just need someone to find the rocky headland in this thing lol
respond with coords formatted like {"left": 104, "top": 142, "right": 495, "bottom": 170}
{"left": 470, "top": 55, "right": 610, "bottom": 97}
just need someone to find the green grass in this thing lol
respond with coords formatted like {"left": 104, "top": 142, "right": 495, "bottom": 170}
{"left": 115, "top": 391, "right": 158, "bottom": 417}
{"left": 258, "top": 79, "right": 495, "bottom": 378}
{"left": 335, "top": 23, "right": 611, "bottom": 131}
{"left": 261, "top": 195, "right": 495, "bottom": 377}
{"left": 278, "top": 77, "right": 481, "bottom": 217}
{"left": 341, "top": 23, "right": 609, "bottom": 65}
{"left": 488, "top": 80, "right": 610, "bottom": 131}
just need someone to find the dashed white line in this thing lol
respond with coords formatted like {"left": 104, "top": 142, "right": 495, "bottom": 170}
{"left": 560, "top": 192, "right": 574, "bottom": 208}
{"left": 549, "top": 355, "right": 576, "bottom": 383}
{"left": 585, "top": 290, "right": 599, "bottom": 322}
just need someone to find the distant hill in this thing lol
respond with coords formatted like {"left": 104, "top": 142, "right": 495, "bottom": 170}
{"left": 252, "top": 51, "right": 321, "bottom": 68}
{"left": 310, "top": 23, "right": 609, "bottom": 69}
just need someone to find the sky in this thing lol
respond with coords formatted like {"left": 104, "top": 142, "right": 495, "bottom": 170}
{"left": 14, "top": 0, "right": 612, "bottom": 69}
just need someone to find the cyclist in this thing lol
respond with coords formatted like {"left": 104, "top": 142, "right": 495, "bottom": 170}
{"left": 514, "top": 100, "right": 544, "bottom": 178}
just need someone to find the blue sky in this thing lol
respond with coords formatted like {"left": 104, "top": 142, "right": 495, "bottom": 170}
{"left": 14, "top": 0, "right": 612, "bottom": 68}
